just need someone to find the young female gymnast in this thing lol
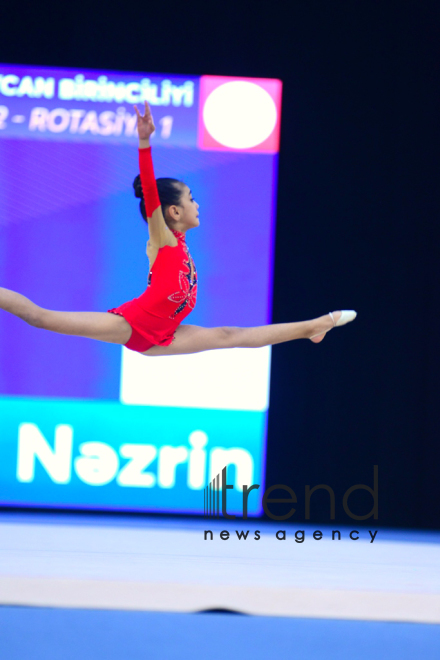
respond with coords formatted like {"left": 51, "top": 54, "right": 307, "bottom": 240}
{"left": 0, "top": 101, "right": 356, "bottom": 355}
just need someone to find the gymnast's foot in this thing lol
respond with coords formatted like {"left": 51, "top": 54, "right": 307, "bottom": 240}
{"left": 309, "top": 310, "right": 357, "bottom": 343}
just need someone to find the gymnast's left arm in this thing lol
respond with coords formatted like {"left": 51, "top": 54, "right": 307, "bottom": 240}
{"left": 135, "top": 102, "right": 173, "bottom": 249}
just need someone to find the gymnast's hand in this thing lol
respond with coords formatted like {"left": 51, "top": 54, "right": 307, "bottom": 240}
{"left": 134, "top": 101, "right": 156, "bottom": 141}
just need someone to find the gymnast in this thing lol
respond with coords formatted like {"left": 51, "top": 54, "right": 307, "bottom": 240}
{"left": 0, "top": 101, "right": 356, "bottom": 355}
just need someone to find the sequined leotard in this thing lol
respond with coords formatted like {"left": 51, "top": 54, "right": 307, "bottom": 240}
{"left": 108, "top": 148, "right": 197, "bottom": 353}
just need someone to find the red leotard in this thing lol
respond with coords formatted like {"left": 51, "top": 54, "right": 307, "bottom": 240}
{"left": 108, "top": 148, "right": 197, "bottom": 353}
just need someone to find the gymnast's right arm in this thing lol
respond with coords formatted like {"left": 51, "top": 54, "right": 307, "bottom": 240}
{"left": 135, "top": 101, "right": 173, "bottom": 248}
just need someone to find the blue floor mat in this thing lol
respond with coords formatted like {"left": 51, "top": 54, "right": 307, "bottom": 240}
{"left": 1, "top": 606, "right": 440, "bottom": 660}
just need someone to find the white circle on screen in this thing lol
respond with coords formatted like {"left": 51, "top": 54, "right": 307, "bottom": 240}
{"left": 203, "top": 81, "right": 277, "bottom": 149}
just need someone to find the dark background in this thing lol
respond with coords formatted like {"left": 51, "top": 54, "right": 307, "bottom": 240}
{"left": 2, "top": 1, "right": 439, "bottom": 528}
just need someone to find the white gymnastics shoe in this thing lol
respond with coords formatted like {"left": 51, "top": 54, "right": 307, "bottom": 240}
{"left": 310, "top": 310, "right": 357, "bottom": 343}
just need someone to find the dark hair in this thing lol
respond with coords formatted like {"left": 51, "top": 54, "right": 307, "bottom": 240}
{"left": 133, "top": 175, "right": 184, "bottom": 223}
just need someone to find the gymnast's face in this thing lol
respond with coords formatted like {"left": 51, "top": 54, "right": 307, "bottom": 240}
{"left": 176, "top": 185, "right": 200, "bottom": 230}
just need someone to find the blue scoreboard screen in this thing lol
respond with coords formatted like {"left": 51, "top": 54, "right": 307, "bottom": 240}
{"left": 0, "top": 65, "right": 282, "bottom": 515}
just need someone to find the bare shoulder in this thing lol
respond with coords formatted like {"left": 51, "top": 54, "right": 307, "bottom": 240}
{"left": 146, "top": 230, "right": 177, "bottom": 262}
{"left": 147, "top": 229, "right": 178, "bottom": 251}
{"left": 148, "top": 207, "right": 178, "bottom": 249}
{"left": 162, "top": 229, "right": 178, "bottom": 247}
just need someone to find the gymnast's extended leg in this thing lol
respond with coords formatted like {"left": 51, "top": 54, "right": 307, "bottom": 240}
{"left": 143, "top": 312, "right": 347, "bottom": 356}
{"left": 0, "top": 287, "right": 132, "bottom": 345}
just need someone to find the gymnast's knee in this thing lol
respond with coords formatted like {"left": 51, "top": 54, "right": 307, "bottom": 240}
{"left": 217, "top": 326, "right": 241, "bottom": 348}
{"left": 24, "top": 307, "right": 48, "bottom": 329}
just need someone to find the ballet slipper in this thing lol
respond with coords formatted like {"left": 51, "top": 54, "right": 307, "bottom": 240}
{"left": 310, "top": 310, "right": 357, "bottom": 343}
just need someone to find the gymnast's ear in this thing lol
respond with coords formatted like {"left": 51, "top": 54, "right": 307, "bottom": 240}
{"left": 166, "top": 205, "right": 181, "bottom": 222}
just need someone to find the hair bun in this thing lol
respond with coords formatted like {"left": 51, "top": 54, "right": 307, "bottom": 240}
{"left": 133, "top": 174, "right": 144, "bottom": 199}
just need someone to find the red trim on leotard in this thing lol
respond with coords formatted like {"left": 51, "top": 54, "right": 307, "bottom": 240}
{"left": 139, "top": 147, "right": 161, "bottom": 217}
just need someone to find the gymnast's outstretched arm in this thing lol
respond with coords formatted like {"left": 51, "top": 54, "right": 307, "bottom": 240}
{"left": 135, "top": 102, "right": 175, "bottom": 250}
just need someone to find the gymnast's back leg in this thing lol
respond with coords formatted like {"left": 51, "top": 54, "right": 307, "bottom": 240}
{"left": 0, "top": 287, "right": 132, "bottom": 345}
